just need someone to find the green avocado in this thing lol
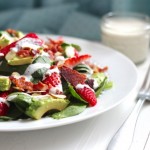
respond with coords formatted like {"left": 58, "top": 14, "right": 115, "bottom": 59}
{"left": 8, "top": 56, "right": 33, "bottom": 65}
{"left": 26, "top": 96, "right": 69, "bottom": 120}
{"left": 0, "top": 76, "right": 11, "bottom": 91}
{"left": 0, "top": 38, "right": 10, "bottom": 48}
{"left": 0, "top": 31, "right": 12, "bottom": 48}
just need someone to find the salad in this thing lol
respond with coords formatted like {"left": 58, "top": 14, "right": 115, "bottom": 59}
{"left": 0, "top": 29, "right": 112, "bottom": 121}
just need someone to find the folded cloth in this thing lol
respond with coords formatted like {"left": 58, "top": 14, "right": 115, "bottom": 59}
{"left": 59, "top": 11, "right": 100, "bottom": 41}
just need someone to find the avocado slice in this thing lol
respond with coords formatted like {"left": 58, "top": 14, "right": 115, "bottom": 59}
{"left": 0, "top": 31, "right": 13, "bottom": 48}
{"left": 26, "top": 97, "right": 69, "bottom": 120}
{"left": 0, "top": 76, "right": 11, "bottom": 91}
{"left": 0, "top": 38, "right": 10, "bottom": 48}
{"left": 8, "top": 56, "right": 33, "bottom": 65}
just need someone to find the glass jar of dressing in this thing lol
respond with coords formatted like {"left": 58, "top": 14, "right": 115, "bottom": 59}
{"left": 100, "top": 12, "right": 150, "bottom": 64}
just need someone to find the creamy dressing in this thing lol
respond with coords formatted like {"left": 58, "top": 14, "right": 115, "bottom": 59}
{"left": 93, "top": 79, "right": 99, "bottom": 89}
{"left": 24, "top": 63, "right": 50, "bottom": 75}
{"left": 101, "top": 17, "right": 150, "bottom": 63}
{"left": 0, "top": 97, "right": 9, "bottom": 106}
{"left": 0, "top": 53, "right": 4, "bottom": 56}
{"left": 65, "top": 46, "right": 75, "bottom": 57}
{"left": 10, "top": 37, "right": 42, "bottom": 53}
{"left": 49, "top": 84, "right": 63, "bottom": 94}
{"left": 6, "top": 95, "right": 17, "bottom": 101}
{"left": 45, "top": 67, "right": 59, "bottom": 76}
{"left": 24, "top": 75, "right": 32, "bottom": 81}
{"left": 0, "top": 32, "right": 14, "bottom": 42}
{"left": 41, "top": 51, "right": 50, "bottom": 57}
{"left": 55, "top": 56, "right": 65, "bottom": 61}
{"left": 76, "top": 83, "right": 94, "bottom": 91}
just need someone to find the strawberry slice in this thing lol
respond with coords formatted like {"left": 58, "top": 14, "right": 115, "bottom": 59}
{"left": 0, "top": 93, "right": 9, "bottom": 116}
{"left": 42, "top": 67, "right": 63, "bottom": 94}
{"left": 0, "top": 33, "right": 43, "bottom": 56}
{"left": 60, "top": 66, "right": 86, "bottom": 87}
{"left": 75, "top": 85, "right": 97, "bottom": 106}
{"left": 0, "top": 102, "right": 9, "bottom": 116}
{"left": 64, "top": 54, "right": 91, "bottom": 68}
{"left": 43, "top": 72, "right": 61, "bottom": 88}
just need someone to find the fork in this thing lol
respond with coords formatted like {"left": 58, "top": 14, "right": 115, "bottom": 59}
{"left": 107, "top": 64, "right": 150, "bottom": 150}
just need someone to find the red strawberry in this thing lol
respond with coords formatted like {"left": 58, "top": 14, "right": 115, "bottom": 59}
{"left": 64, "top": 54, "right": 91, "bottom": 68}
{"left": 76, "top": 85, "right": 97, "bottom": 106}
{"left": 60, "top": 66, "right": 86, "bottom": 87}
{"left": 0, "top": 102, "right": 9, "bottom": 116}
{"left": 74, "top": 49, "right": 79, "bottom": 57}
{"left": 0, "top": 93, "right": 9, "bottom": 116}
{"left": 0, "top": 92, "right": 9, "bottom": 99}
{"left": 43, "top": 72, "right": 61, "bottom": 88}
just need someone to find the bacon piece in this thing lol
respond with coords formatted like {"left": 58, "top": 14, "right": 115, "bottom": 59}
{"left": 60, "top": 66, "right": 86, "bottom": 87}
{"left": 45, "top": 38, "right": 64, "bottom": 53}
{"left": 33, "top": 81, "right": 48, "bottom": 91}
{"left": 10, "top": 76, "right": 33, "bottom": 91}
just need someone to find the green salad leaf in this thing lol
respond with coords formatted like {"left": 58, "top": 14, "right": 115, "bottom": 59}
{"left": 51, "top": 103, "right": 87, "bottom": 119}
{"left": 68, "top": 83, "right": 87, "bottom": 103}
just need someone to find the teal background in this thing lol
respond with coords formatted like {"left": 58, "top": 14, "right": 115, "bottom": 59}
{"left": 0, "top": 0, "right": 149, "bottom": 40}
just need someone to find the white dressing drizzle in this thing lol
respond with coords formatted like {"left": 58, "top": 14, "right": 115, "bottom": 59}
{"left": 10, "top": 37, "right": 42, "bottom": 53}
{"left": 93, "top": 79, "right": 99, "bottom": 89}
{"left": 0, "top": 97, "right": 10, "bottom": 106}
{"left": 6, "top": 95, "right": 17, "bottom": 101}
{"left": 45, "top": 67, "right": 59, "bottom": 76}
{"left": 76, "top": 83, "right": 94, "bottom": 91}
{"left": 0, "top": 53, "right": 4, "bottom": 56}
{"left": 24, "top": 63, "right": 50, "bottom": 76}
{"left": 49, "top": 84, "right": 63, "bottom": 95}
{"left": 55, "top": 56, "right": 65, "bottom": 61}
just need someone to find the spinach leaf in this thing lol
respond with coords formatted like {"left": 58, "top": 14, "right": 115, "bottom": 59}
{"left": 51, "top": 103, "right": 86, "bottom": 119}
{"left": 68, "top": 84, "right": 87, "bottom": 103}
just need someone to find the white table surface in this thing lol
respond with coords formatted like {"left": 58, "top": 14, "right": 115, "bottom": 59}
{"left": 0, "top": 54, "right": 149, "bottom": 150}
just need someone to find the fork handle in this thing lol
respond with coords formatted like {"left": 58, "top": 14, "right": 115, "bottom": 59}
{"left": 107, "top": 98, "right": 145, "bottom": 150}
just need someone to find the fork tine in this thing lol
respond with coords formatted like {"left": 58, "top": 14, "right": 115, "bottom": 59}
{"left": 146, "top": 64, "right": 150, "bottom": 92}
{"left": 140, "top": 64, "right": 150, "bottom": 92}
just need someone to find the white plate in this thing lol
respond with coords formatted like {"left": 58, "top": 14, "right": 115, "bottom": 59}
{"left": 0, "top": 35, "right": 138, "bottom": 132}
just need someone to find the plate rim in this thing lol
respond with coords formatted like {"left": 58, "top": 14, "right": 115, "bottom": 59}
{"left": 0, "top": 34, "right": 138, "bottom": 132}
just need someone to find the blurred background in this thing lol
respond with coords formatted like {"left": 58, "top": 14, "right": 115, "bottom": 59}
{"left": 0, "top": 0, "right": 149, "bottom": 41}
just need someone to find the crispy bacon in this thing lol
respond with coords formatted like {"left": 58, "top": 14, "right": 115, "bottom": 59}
{"left": 16, "top": 47, "right": 41, "bottom": 57}
{"left": 6, "top": 29, "right": 19, "bottom": 37}
{"left": 87, "top": 62, "right": 108, "bottom": 73}
{"left": 33, "top": 81, "right": 48, "bottom": 91}
{"left": 45, "top": 38, "right": 64, "bottom": 54}
{"left": 17, "top": 49, "right": 31, "bottom": 58}
{"left": 10, "top": 76, "right": 33, "bottom": 91}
